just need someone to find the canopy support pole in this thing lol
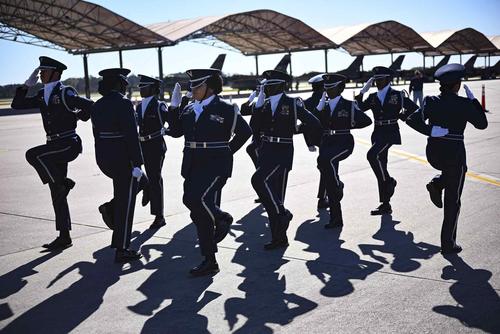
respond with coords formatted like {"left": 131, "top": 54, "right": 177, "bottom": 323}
{"left": 422, "top": 54, "right": 426, "bottom": 69}
{"left": 158, "top": 47, "right": 164, "bottom": 100}
{"left": 391, "top": 53, "right": 394, "bottom": 63}
{"left": 119, "top": 50, "right": 123, "bottom": 68}
{"left": 254, "top": 55, "right": 259, "bottom": 76}
{"left": 324, "top": 49, "right": 328, "bottom": 72}
{"left": 83, "top": 53, "right": 90, "bottom": 99}
{"left": 288, "top": 51, "right": 292, "bottom": 77}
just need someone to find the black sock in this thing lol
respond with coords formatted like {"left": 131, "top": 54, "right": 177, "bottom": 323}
{"left": 59, "top": 230, "right": 70, "bottom": 239}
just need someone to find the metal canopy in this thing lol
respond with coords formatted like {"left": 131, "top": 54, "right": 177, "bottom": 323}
{"left": 421, "top": 28, "right": 498, "bottom": 56}
{"left": 321, "top": 21, "right": 434, "bottom": 56}
{"left": 147, "top": 9, "right": 337, "bottom": 56}
{"left": 0, "top": 0, "right": 173, "bottom": 54}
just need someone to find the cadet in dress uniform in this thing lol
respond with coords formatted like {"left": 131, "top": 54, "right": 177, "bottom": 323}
{"left": 405, "top": 64, "right": 488, "bottom": 254}
{"left": 304, "top": 73, "right": 328, "bottom": 210}
{"left": 136, "top": 75, "right": 168, "bottom": 229}
{"left": 91, "top": 68, "right": 145, "bottom": 263}
{"left": 355, "top": 66, "right": 418, "bottom": 215}
{"left": 167, "top": 69, "right": 252, "bottom": 276}
{"left": 250, "top": 70, "right": 321, "bottom": 250}
{"left": 313, "top": 74, "right": 372, "bottom": 228}
{"left": 11, "top": 56, "right": 93, "bottom": 251}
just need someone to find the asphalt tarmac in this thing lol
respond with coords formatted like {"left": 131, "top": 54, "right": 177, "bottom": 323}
{"left": 0, "top": 80, "right": 498, "bottom": 333}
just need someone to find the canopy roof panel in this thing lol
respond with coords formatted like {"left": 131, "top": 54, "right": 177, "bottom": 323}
{"left": 147, "top": 9, "right": 337, "bottom": 55}
{"left": 422, "top": 28, "right": 498, "bottom": 56}
{"left": 321, "top": 20, "right": 434, "bottom": 56}
{"left": 0, "top": 0, "right": 172, "bottom": 54}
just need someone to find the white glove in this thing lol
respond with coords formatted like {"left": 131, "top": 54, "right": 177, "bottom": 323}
{"left": 463, "top": 84, "right": 475, "bottom": 100}
{"left": 24, "top": 68, "right": 39, "bottom": 87}
{"left": 255, "top": 88, "right": 265, "bottom": 108}
{"left": 132, "top": 167, "right": 143, "bottom": 180}
{"left": 316, "top": 91, "right": 327, "bottom": 111}
{"left": 170, "top": 82, "right": 182, "bottom": 108}
{"left": 247, "top": 90, "right": 257, "bottom": 103}
{"left": 431, "top": 125, "right": 449, "bottom": 137}
{"left": 360, "top": 77, "right": 374, "bottom": 95}
{"left": 308, "top": 146, "right": 317, "bottom": 152}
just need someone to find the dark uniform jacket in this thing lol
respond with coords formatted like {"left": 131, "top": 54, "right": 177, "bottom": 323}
{"left": 91, "top": 91, "right": 143, "bottom": 169}
{"left": 250, "top": 94, "right": 321, "bottom": 169}
{"left": 310, "top": 97, "right": 371, "bottom": 150}
{"left": 135, "top": 97, "right": 168, "bottom": 151}
{"left": 406, "top": 93, "right": 488, "bottom": 167}
{"left": 356, "top": 87, "right": 418, "bottom": 145}
{"left": 12, "top": 83, "right": 92, "bottom": 148}
{"left": 167, "top": 95, "right": 252, "bottom": 178}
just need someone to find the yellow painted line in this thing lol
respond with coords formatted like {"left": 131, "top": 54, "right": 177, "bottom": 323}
{"left": 355, "top": 138, "right": 500, "bottom": 187}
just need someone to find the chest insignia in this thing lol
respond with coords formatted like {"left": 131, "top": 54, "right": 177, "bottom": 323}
{"left": 388, "top": 94, "right": 399, "bottom": 105}
{"left": 51, "top": 94, "right": 61, "bottom": 105}
{"left": 280, "top": 105, "right": 290, "bottom": 115}
{"left": 337, "top": 109, "right": 349, "bottom": 118}
{"left": 209, "top": 114, "right": 224, "bottom": 123}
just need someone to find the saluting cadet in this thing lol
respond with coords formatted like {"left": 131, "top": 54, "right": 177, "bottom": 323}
{"left": 313, "top": 73, "right": 372, "bottom": 228}
{"left": 405, "top": 64, "right": 488, "bottom": 254}
{"left": 136, "top": 75, "right": 168, "bottom": 229}
{"left": 355, "top": 66, "right": 418, "bottom": 215}
{"left": 167, "top": 69, "right": 252, "bottom": 276}
{"left": 304, "top": 74, "right": 328, "bottom": 210}
{"left": 11, "top": 56, "right": 93, "bottom": 251}
{"left": 250, "top": 70, "right": 321, "bottom": 250}
{"left": 91, "top": 68, "right": 145, "bottom": 263}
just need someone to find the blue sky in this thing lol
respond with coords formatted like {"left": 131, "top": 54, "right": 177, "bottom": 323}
{"left": 1, "top": 0, "right": 499, "bottom": 85}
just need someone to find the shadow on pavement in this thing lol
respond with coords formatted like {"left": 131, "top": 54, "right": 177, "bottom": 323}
{"left": 358, "top": 215, "right": 440, "bottom": 272}
{"left": 224, "top": 205, "right": 318, "bottom": 333}
{"left": 433, "top": 254, "right": 500, "bottom": 333}
{"left": 0, "top": 230, "right": 154, "bottom": 333}
{"left": 295, "top": 213, "right": 383, "bottom": 298}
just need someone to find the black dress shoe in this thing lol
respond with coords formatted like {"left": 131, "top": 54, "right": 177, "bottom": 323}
{"left": 254, "top": 198, "right": 261, "bottom": 203}
{"left": 426, "top": 183, "right": 443, "bottom": 208}
{"left": 370, "top": 203, "right": 392, "bottom": 215}
{"left": 98, "top": 203, "right": 114, "bottom": 230}
{"left": 115, "top": 249, "right": 142, "bottom": 263}
{"left": 264, "top": 238, "right": 289, "bottom": 250}
{"left": 441, "top": 245, "right": 462, "bottom": 255}
{"left": 387, "top": 178, "right": 397, "bottom": 199}
{"left": 149, "top": 216, "right": 166, "bottom": 229}
{"left": 317, "top": 198, "right": 329, "bottom": 210}
{"left": 189, "top": 260, "right": 219, "bottom": 277}
{"left": 214, "top": 212, "right": 233, "bottom": 243}
{"left": 42, "top": 237, "right": 72, "bottom": 251}
{"left": 324, "top": 219, "right": 343, "bottom": 229}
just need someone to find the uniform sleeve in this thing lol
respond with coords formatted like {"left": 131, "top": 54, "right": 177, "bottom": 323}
{"left": 352, "top": 102, "right": 372, "bottom": 129}
{"left": 159, "top": 102, "right": 168, "bottom": 125}
{"left": 405, "top": 96, "right": 432, "bottom": 136}
{"left": 296, "top": 99, "right": 321, "bottom": 131}
{"left": 240, "top": 101, "right": 254, "bottom": 116}
{"left": 229, "top": 111, "right": 252, "bottom": 154}
{"left": 165, "top": 106, "right": 184, "bottom": 138}
{"left": 249, "top": 105, "right": 263, "bottom": 135}
{"left": 11, "top": 86, "right": 40, "bottom": 110}
{"left": 64, "top": 88, "right": 93, "bottom": 121}
{"left": 399, "top": 96, "right": 419, "bottom": 121}
{"left": 118, "top": 99, "right": 143, "bottom": 167}
{"left": 466, "top": 99, "right": 488, "bottom": 130}
{"left": 354, "top": 93, "right": 372, "bottom": 111}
